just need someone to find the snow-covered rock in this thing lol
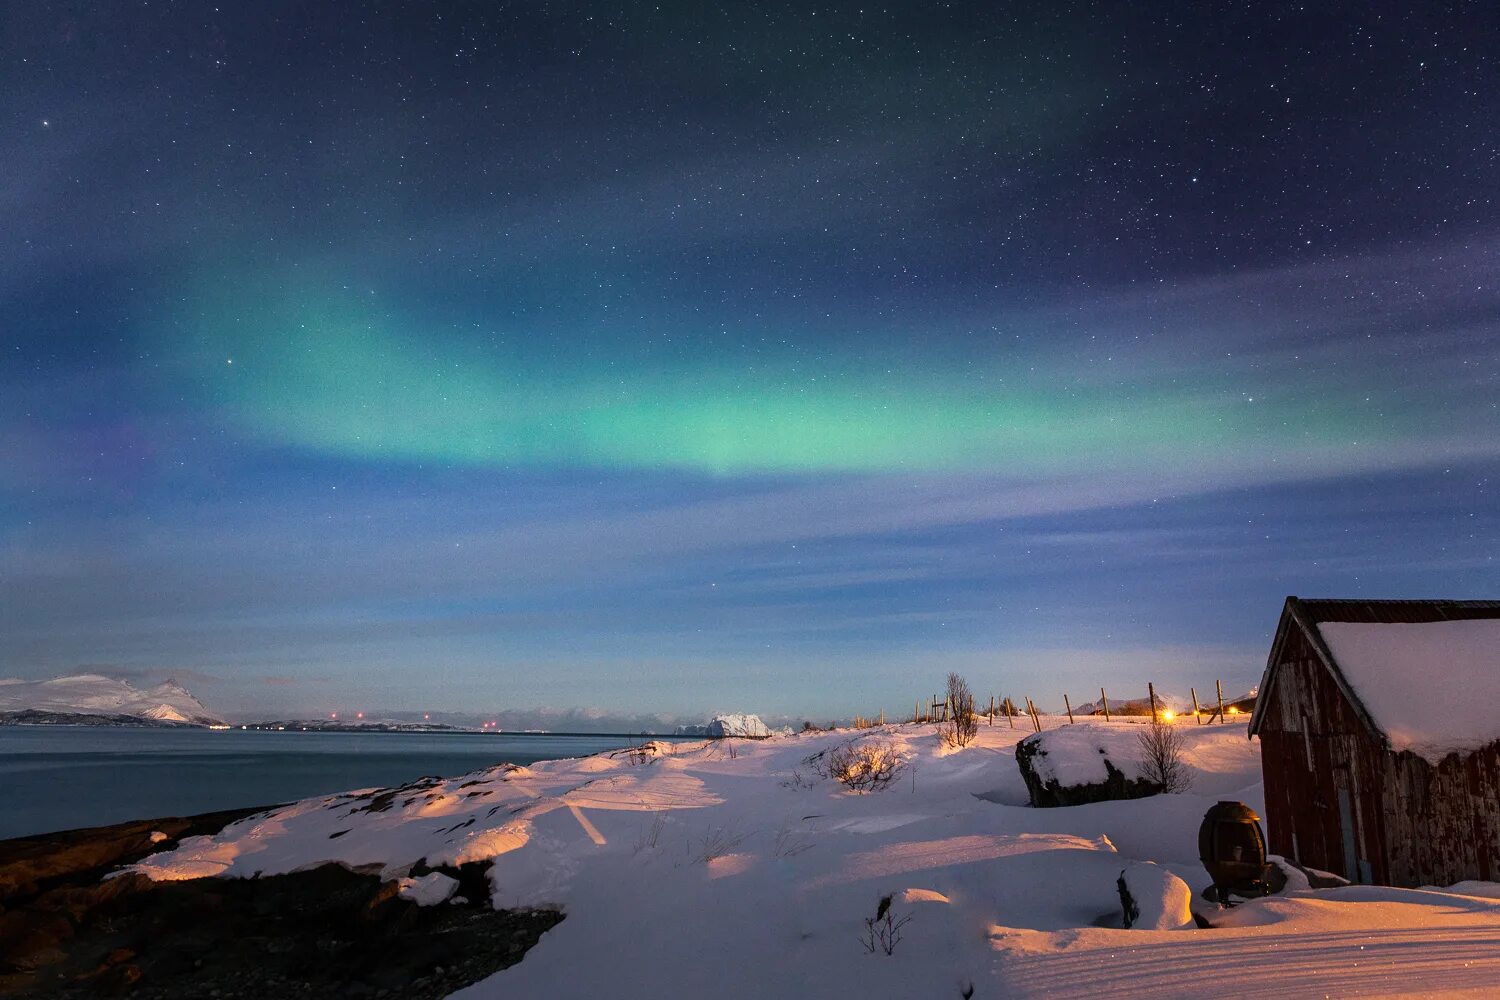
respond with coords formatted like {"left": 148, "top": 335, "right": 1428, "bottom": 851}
{"left": 705, "top": 714, "right": 770, "bottom": 738}
{"left": 0, "top": 674, "right": 225, "bottom": 727}
{"left": 1015, "top": 724, "right": 1163, "bottom": 807}
{"left": 1117, "top": 861, "right": 1194, "bottom": 929}
{"left": 397, "top": 872, "right": 459, "bottom": 906}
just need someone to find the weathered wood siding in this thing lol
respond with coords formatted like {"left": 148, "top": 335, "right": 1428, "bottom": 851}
{"left": 1256, "top": 626, "right": 1387, "bottom": 883}
{"left": 1380, "top": 745, "right": 1500, "bottom": 886}
{"left": 1259, "top": 610, "right": 1500, "bottom": 887}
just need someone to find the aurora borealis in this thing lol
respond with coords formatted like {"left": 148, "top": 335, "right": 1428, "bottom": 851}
{"left": 3, "top": 4, "right": 1497, "bottom": 722}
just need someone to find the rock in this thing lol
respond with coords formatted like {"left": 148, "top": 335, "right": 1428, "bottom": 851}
{"left": 705, "top": 714, "right": 771, "bottom": 738}
{"left": 0, "top": 842, "right": 562, "bottom": 999}
{"left": 1117, "top": 861, "right": 1194, "bottom": 929}
{"left": 1015, "top": 728, "right": 1163, "bottom": 808}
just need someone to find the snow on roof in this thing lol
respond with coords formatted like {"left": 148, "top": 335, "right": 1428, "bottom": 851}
{"left": 1318, "top": 619, "right": 1500, "bottom": 763}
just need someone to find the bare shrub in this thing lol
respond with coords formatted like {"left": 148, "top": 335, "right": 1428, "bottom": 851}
{"left": 940, "top": 672, "right": 978, "bottom": 748}
{"left": 860, "top": 894, "right": 912, "bottom": 955}
{"left": 694, "top": 825, "right": 748, "bottom": 863}
{"left": 772, "top": 824, "right": 814, "bottom": 858}
{"left": 826, "top": 739, "right": 906, "bottom": 792}
{"left": 1136, "top": 718, "right": 1192, "bottom": 793}
{"left": 779, "top": 767, "right": 814, "bottom": 790}
{"left": 634, "top": 810, "right": 668, "bottom": 853}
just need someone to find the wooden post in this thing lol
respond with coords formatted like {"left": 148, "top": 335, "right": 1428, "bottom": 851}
{"left": 989, "top": 694, "right": 995, "bottom": 725}
{"left": 1006, "top": 697, "right": 1014, "bottom": 729}
{"left": 1216, "top": 679, "right": 1227, "bottom": 724}
{"left": 1100, "top": 687, "right": 1110, "bottom": 722}
{"left": 1026, "top": 697, "right": 1042, "bottom": 733}
{"left": 1191, "top": 687, "right": 1203, "bottom": 724}
{"left": 1064, "top": 693, "right": 1075, "bottom": 724}
{"left": 1148, "top": 682, "right": 1159, "bottom": 723}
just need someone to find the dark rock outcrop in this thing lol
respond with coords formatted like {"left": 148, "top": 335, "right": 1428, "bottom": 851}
{"left": 0, "top": 811, "right": 562, "bottom": 998}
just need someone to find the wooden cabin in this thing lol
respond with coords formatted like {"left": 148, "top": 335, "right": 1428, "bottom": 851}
{"left": 1248, "top": 597, "right": 1500, "bottom": 888}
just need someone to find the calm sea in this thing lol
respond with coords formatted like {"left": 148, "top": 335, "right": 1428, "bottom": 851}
{"left": 0, "top": 726, "right": 679, "bottom": 840}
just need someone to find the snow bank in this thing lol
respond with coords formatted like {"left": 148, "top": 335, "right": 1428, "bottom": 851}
{"left": 1319, "top": 619, "right": 1500, "bottom": 762}
{"left": 1117, "top": 861, "right": 1194, "bottom": 929}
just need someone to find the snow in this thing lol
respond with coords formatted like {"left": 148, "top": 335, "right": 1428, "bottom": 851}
{"left": 1319, "top": 619, "right": 1500, "bottom": 762}
{"left": 0, "top": 673, "right": 225, "bottom": 726}
{"left": 121, "top": 719, "right": 1500, "bottom": 997}
{"left": 397, "top": 872, "right": 459, "bottom": 906}
{"left": 1118, "top": 861, "right": 1194, "bottom": 929}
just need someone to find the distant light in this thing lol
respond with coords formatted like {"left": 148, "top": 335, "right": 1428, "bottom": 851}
{"left": 330, "top": 713, "right": 337, "bottom": 720}
{"left": 424, "top": 713, "right": 430, "bottom": 720}
{"left": 356, "top": 712, "right": 363, "bottom": 719}
{"left": 1229, "top": 706, "right": 1241, "bottom": 715}
{"left": 1161, "top": 709, "right": 1176, "bottom": 722}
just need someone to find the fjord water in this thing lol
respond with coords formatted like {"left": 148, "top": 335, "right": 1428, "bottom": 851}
{"left": 0, "top": 727, "right": 663, "bottom": 840}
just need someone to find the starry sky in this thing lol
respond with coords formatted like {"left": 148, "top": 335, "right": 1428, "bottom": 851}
{"left": 3, "top": 2, "right": 1497, "bottom": 724}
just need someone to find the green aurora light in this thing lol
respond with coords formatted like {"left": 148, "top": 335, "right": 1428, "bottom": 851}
{"left": 182, "top": 286, "right": 1397, "bottom": 477}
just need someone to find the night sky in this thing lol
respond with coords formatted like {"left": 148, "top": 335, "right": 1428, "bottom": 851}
{"left": 3, "top": 3, "right": 1497, "bottom": 724}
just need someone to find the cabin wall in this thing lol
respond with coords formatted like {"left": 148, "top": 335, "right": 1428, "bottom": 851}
{"left": 1261, "top": 622, "right": 1500, "bottom": 887}
{"left": 1256, "top": 627, "right": 1387, "bottom": 883}
{"left": 1380, "top": 746, "right": 1500, "bottom": 887}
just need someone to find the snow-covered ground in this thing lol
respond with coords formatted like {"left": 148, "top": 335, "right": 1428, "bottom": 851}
{"left": 127, "top": 720, "right": 1500, "bottom": 997}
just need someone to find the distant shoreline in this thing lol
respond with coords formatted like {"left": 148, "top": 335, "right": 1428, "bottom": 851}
{"left": 0, "top": 718, "right": 695, "bottom": 740}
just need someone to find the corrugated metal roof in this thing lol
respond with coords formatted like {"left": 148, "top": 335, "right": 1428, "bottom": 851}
{"left": 1296, "top": 599, "right": 1500, "bottom": 625}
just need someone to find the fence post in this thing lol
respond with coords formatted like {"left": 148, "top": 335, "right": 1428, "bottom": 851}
{"left": 1216, "top": 679, "right": 1227, "bottom": 724}
{"left": 1191, "top": 687, "right": 1203, "bottom": 724}
{"left": 1148, "top": 682, "right": 1159, "bottom": 723}
{"left": 1064, "top": 693, "right": 1075, "bottom": 724}
{"left": 1100, "top": 687, "right": 1110, "bottom": 722}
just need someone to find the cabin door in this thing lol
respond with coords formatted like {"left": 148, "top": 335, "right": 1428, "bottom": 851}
{"left": 1336, "top": 787, "right": 1359, "bottom": 881}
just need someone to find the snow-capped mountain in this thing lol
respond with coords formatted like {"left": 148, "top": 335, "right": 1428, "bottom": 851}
{"left": 0, "top": 674, "right": 226, "bottom": 727}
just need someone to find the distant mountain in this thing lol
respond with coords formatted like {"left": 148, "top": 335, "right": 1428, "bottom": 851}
{"left": 0, "top": 674, "right": 226, "bottom": 727}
